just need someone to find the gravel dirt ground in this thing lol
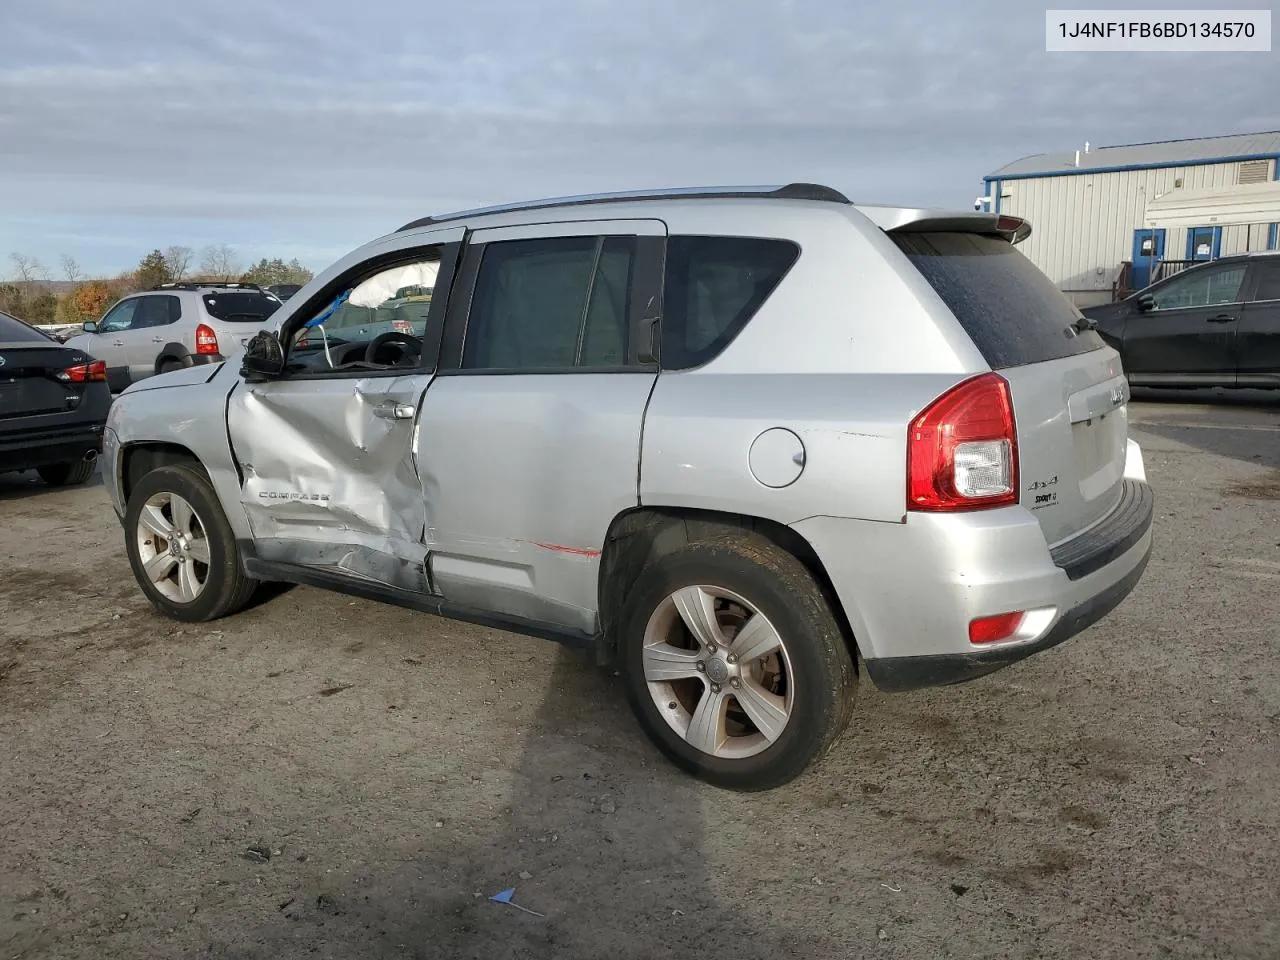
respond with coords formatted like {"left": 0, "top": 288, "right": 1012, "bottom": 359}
{"left": 2, "top": 391, "right": 1279, "bottom": 960}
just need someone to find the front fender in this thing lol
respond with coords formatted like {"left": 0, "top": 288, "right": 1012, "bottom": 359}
{"left": 106, "top": 371, "right": 250, "bottom": 539}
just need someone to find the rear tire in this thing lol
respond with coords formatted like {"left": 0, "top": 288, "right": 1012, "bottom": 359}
{"left": 124, "top": 464, "right": 258, "bottom": 622}
{"left": 618, "top": 532, "right": 856, "bottom": 791}
{"left": 158, "top": 358, "right": 185, "bottom": 374}
{"left": 38, "top": 459, "right": 96, "bottom": 487}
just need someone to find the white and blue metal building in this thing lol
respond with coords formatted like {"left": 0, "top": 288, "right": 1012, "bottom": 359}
{"left": 982, "top": 131, "right": 1280, "bottom": 306}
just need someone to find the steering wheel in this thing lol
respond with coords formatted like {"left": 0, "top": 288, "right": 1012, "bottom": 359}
{"left": 365, "top": 331, "right": 422, "bottom": 366}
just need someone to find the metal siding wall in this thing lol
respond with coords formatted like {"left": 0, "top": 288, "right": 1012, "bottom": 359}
{"left": 998, "top": 160, "right": 1266, "bottom": 293}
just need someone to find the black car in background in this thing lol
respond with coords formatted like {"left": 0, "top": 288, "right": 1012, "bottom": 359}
{"left": 0, "top": 311, "right": 112, "bottom": 486}
{"left": 1082, "top": 253, "right": 1280, "bottom": 390}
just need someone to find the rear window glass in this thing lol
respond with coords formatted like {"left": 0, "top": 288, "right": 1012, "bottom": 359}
{"left": 0, "top": 312, "right": 50, "bottom": 342}
{"left": 892, "top": 232, "right": 1103, "bottom": 368}
{"left": 661, "top": 236, "right": 799, "bottom": 370}
{"left": 202, "top": 292, "right": 282, "bottom": 322}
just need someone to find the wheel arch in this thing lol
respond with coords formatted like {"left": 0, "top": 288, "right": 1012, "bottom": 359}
{"left": 154, "top": 343, "right": 193, "bottom": 374}
{"left": 120, "top": 441, "right": 209, "bottom": 505}
{"left": 596, "top": 506, "right": 861, "bottom": 671}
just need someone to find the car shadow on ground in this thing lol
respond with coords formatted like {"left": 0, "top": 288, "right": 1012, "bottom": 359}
{"left": 1130, "top": 386, "right": 1280, "bottom": 409}
{"left": 1130, "top": 388, "right": 1280, "bottom": 472}
{"left": 0, "top": 468, "right": 103, "bottom": 502}
{"left": 200, "top": 648, "right": 815, "bottom": 960}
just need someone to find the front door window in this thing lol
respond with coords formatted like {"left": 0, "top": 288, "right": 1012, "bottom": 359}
{"left": 1149, "top": 263, "right": 1246, "bottom": 311}
{"left": 99, "top": 299, "right": 140, "bottom": 333}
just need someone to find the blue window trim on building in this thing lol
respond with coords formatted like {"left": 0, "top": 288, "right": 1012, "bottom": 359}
{"left": 1185, "top": 226, "right": 1223, "bottom": 260}
{"left": 1271, "top": 156, "right": 1279, "bottom": 250}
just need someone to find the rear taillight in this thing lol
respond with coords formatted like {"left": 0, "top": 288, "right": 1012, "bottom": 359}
{"left": 907, "top": 372, "right": 1018, "bottom": 512}
{"left": 58, "top": 359, "right": 107, "bottom": 383}
{"left": 195, "top": 323, "right": 219, "bottom": 355}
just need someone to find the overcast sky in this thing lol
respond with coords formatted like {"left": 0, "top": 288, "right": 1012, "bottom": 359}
{"left": 1, "top": 0, "right": 1276, "bottom": 277}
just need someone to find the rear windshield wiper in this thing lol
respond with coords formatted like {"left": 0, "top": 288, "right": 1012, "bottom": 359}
{"left": 1070, "top": 316, "right": 1098, "bottom": 334}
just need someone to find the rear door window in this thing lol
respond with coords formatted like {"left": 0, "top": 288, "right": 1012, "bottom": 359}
{"left": 0, "top": 312, "right": 50, "bottom": 341}
{"left": 661, "top": 236, "right": 799, "bottom": 370}
{"left": 892, "top": 232, "right": 1103, "bottom": 369}
{"left": 1247, "top": 261, "right": 1280, "bottom": 302}
{"left": 202, "top": 291, "right": 282, "bottom": 322}
{"left": 462, "top": 235, "right": 637, "bottom": 370}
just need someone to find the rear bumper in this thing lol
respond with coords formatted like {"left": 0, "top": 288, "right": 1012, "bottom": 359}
{"left": 862, "top": 543, "right": 1150, "bottom": 691}
{"left": 793, "top": 470, "right": 1154, "bottom": 693}
{"left": 0, "top": 421, "right": 106, "bottom": 473}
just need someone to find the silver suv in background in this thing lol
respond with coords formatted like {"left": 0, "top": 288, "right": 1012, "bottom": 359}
{"left": 64, "top": 282, "right": 283, "bottom": 393}
{"left": 100, "top": 184, "right": 1153, "bottom": 791}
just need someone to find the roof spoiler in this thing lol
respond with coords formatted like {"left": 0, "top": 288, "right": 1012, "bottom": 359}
{"left": 857, "top": 206, "right": 1033, "bottom": 245}
{"left": 896, "top": 213, "right": 1033, "bottom": 245}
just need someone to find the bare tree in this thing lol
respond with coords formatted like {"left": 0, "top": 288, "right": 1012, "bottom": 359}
{"left": 9, "top": 252, "right": 50, "bottom": 285}
{"left": 165, "top": 245, "right": 193, "bottom": 282}
{"left": 61, "top": 254, "right": 84, "bottom": 284}
{"left": 199, "top": 243, "right": 240, "bottom": 282}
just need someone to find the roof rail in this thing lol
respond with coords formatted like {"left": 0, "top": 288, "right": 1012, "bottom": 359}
{"left": 397, "top": 182, "right": 851, "bottom": 231}
{"left": 152, "top": 281, "right": 264, "bottom": 292}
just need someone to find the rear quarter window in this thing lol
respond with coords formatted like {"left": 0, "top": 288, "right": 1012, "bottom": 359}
{"left": 661, "top": 236, "right": 799, "bottom": 370}
{"left": 202, "top": 292, "right": 282, "bottom": 322}
{"left": 892, "top": 232, "right": 1103, "bottom": 369}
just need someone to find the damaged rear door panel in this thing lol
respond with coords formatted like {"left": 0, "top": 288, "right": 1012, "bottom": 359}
{"left": 226, "top": 230, "right": 463, "bottom": 592}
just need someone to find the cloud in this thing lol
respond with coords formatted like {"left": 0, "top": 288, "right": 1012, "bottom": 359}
{"left": 1, "top": 0, "right": 1276, "bottom": 274}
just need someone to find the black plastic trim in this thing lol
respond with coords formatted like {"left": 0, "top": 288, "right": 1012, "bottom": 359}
{"left": 397, "top": 183, "right": 851, "bottom": 231}
{"left": 864, "top": 541, "right": 1151, "bottom": 693}
{"left": 240, "top": 551, "right": 597, "bottom": 650}
{"left": 1050, "top": 479, "right": 1154, "bottom": 581}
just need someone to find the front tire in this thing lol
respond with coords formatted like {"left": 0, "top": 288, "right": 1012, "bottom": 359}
{"left": 123, "top": 464, "right": 258, "bottom": 622}
{"left": 38, "top": 459, "right": 96, "bottom": 486}
{"left": 618, "top": 533, "right": 856, "bottom": 791}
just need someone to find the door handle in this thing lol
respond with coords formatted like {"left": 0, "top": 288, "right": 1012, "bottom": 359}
{"left": 373, "top": 403, "right": 415, "bottom": 420}
{"left": 152, "top": 337, "right": 164, "bottom": 343}
{"left": 1207, "top": 314, "right": 1236, "bottom": 324}
{"left": 112, "top": 340, "right": 124, "bottom": 346}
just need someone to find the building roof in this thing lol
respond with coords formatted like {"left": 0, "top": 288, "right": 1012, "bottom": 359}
{"left": 988, "top": 130, "right": 1280, "bottom": 180}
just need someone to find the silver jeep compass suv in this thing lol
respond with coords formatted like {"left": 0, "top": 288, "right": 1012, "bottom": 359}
{"left": 101, "top": 184, "right": 1153, "bottom": 790}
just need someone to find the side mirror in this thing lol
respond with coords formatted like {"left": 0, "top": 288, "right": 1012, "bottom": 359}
{"left": 240, "top": 330, "right": 286, "bottom": 382}
{"left": 1136, "top": 293, "right": 1155, "bottom": 313}
{"left": 82, "top": 320, "right": 99, "bottom": 333}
